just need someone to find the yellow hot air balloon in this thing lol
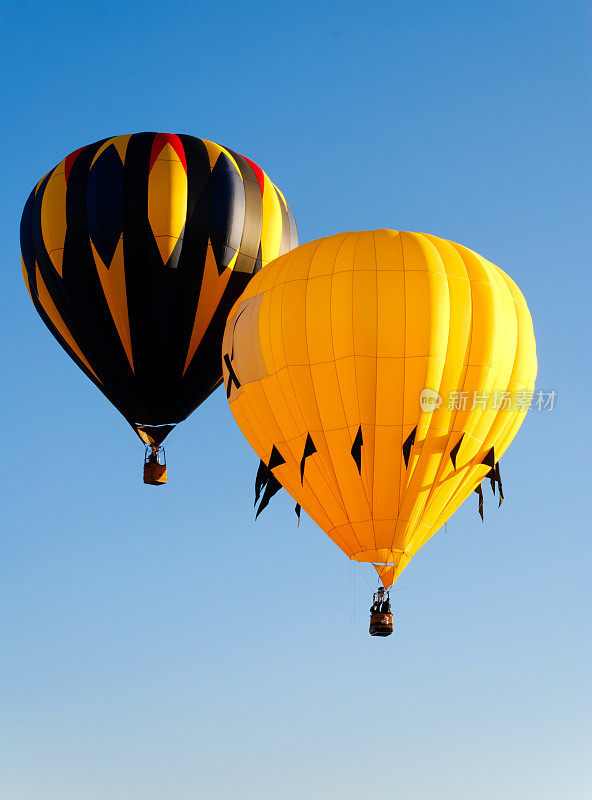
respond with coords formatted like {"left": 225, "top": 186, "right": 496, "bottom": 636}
{"left": 222, "top": 230, "right": 537, "bottom": 621}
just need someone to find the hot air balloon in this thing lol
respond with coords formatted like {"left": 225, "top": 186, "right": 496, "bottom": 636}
{"left": 20, "top": 132, "right": 298, "bottom": 484}
{"left": 222, "top": 230, "right": 537, "bottom": 633}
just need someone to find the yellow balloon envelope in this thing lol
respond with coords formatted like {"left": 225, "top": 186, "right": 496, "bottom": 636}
{"left": 222, "top": 230, "right": 537, "bottom": 587}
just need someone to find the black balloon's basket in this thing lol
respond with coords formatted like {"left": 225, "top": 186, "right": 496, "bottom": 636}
{"left": 143, "top": 446, "right": 167, "bottom": 486}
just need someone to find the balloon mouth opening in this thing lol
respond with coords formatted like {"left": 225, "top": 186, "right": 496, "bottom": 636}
{"left": 135, "top": 423, "right": 176, "bottom": 447}
{"left": 349, "top": 548, "right": 411, "bottom": 565}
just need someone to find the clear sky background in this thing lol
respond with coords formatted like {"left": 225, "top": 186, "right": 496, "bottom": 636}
{"left": 1, "top": 2, "right": 590, "bottom": 798}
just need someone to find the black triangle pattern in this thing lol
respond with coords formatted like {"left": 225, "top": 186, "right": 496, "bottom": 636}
{"left": 86, "top": 144, "right": 123, "bottom": 268}
{"left": 402, "top": 426, "right": 417, "bottom": 469}
{"left": 351, "top": 425, "right": 363, "bottom": 474}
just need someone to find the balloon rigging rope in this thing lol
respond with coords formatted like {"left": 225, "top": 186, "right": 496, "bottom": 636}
{"left": 349, "top": 519, "right": 475, "bottom": 597}
{"left": 112, "top": 414, "right": 140, "bottom": 448}
{"left": 349, "top": 561, "right": 356, "bottom": 623}
{"left": 390, "top": 520, "right": 473, "bottom": 593}
{"left": 351, "top": 560, "right": 376, "bottom": 592}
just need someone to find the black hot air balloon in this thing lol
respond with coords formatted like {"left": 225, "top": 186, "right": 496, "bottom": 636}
{"left": 20, "top": 132, "right": 298, "bottom": 483}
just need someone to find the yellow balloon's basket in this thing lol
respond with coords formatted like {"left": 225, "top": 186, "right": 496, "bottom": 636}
{"left": 143, "top": 446, "right": 167, "bottom": 486}
{"left": 369, "top": 611, "right": 394, "bottom": 637}
{"left": 369, "top": 587, "right": 393, "bottom": 636}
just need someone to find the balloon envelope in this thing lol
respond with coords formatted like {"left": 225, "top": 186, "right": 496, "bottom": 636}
{"left": 222, "top": 230, "right": 537, "bottom": 587}
{"left": 21, "top": 132, "right": 298, "bottom": 446}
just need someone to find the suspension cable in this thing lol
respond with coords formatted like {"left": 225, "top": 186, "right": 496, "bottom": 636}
{"left": 391, "top": 520, "right": 473, "bottom": 593}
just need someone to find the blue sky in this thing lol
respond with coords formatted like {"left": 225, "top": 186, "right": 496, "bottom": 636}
{"left": 1, "top": 1, "right": 590, "bottom": 798}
